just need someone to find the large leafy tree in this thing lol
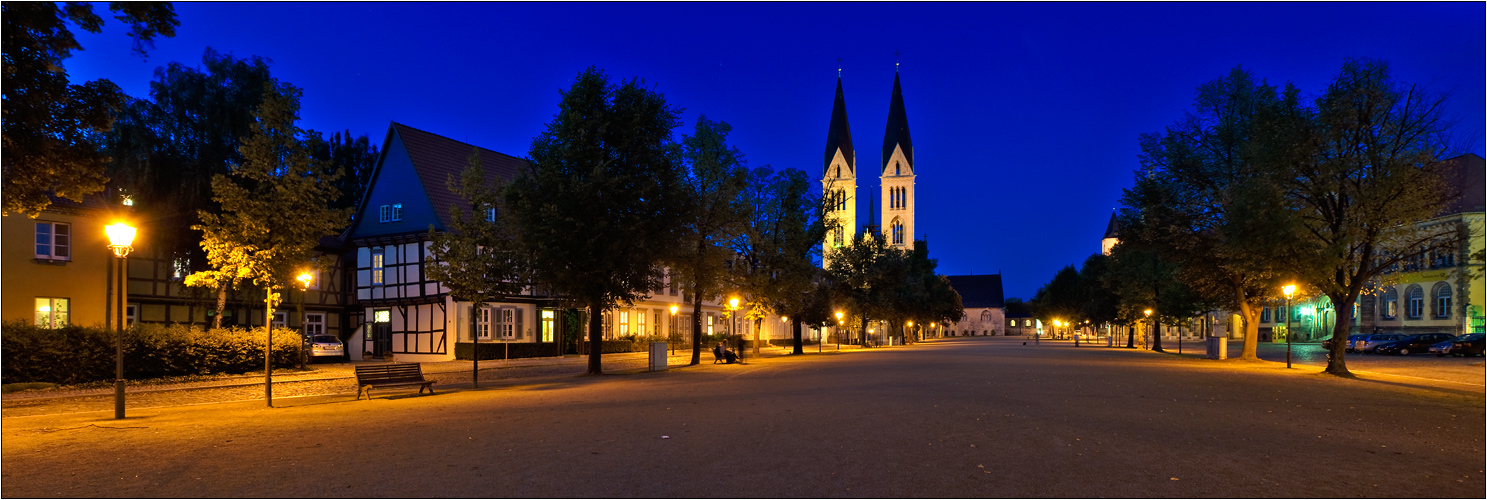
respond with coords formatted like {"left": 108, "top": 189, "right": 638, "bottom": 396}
{"left": 826, "top": 233, "right": 890, "bottom": 345}
{"left": 185, "top": 81, "right": 350, "bottom": 328}
{"left": 425, "top": 152, "right": 526, "bottom": 386}
{"left": 2, "top": 1, "right": 177, "bottom": 216}
{"left": 1124, "top": 67, "right": 1289, "bottom": 360}
{"left": 103, "top": 49, "right": 275, "bottom": 274}
{"left": 671, "top": 116, "right": 750, "bottom": 365}
{"left": 1265, "top": 59, "right": 1460, "bottom": 376}
{"left": 507, "top": 67, "right": 686, "bottom": 375}
{"left": 733, "top": 166, "right": 832, "bottom": 354}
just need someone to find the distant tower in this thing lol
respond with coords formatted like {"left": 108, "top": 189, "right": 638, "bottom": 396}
{"left": 822, "top": 73, "right": 857, "bottom": 268}
{"left": 880, "top": 70, "right": 915, "bottom": 250}
{"left": 1101, "top": 211, "right": 1121, "bottom": 256}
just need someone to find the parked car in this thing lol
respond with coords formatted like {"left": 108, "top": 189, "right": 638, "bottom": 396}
{"left": 1449, "top": 333, "right": 1484, "bottom": 357}
{"left": 1356, "top": 333, "right": 1408, "bottom": 353}
{"left": 1430, "top": 337, "right": 1457, "bottom": 356}
{"left": 308, "top": 334, "right": 345, "bottom": 360}
{"left": 1326, "top": 334, "right": 1364, "bottom": 351}
{"left": 1374, "top": 333, "right": 1455, "bottom": 355}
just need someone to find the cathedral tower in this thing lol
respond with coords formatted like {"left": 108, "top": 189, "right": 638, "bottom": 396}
{"left": 880, "top": 70, "right": 915, "bottom": 250}
{"left": 822, "top": 74, "right": 857, "bottom": 267}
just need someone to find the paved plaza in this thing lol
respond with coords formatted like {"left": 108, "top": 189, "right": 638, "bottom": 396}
{"left": 3, "top": 336, "right": 1482, "bottom": 498}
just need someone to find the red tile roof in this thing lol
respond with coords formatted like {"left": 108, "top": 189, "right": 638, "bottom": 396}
{"left": 391, "top": 122, "right": 528, "bottom": 230}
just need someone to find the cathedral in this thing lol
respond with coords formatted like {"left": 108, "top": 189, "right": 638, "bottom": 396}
{"left": 821, "top": 68, "right": 917, "bottom": 266}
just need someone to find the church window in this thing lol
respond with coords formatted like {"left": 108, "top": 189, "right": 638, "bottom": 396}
{"left": 835, "top": 166, "right": 841, "bottom": 178}
{"left": 890, "top": 219, "right": 904, "bottom": 245}
{"left": 895, "top": 162, "right": 900, "bottom": 176}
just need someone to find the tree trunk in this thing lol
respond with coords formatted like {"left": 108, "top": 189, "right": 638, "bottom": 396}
{"left": 587, "top": 299, "right": 604, "bottom": 375}
{"left": 752, "top": 316, "right": 762, "bottom": 354}
{"left": 1151, "top": 318, "right": 1165, "bottom": 352}
{"left": 1126, "top": 325, "right": 1135, "bottom": 348}
{"left": 1324, "top": 290, "right": 1358, "bottom": 376}
{"left": 1233, "top": 291, "right": 1261, "bottom": 360}
{"left": 689, "top": 289, "right": 705, "bottom": 366}
{"left": 791, "top": 318, "right": 803, "bottom": 354}
{"left": 213, "top": 284, "right": 228, "bottom": 329}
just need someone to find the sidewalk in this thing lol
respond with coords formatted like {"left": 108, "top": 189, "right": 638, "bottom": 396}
{"left": 1, "top": 342, "right": 865, "bottom": 417}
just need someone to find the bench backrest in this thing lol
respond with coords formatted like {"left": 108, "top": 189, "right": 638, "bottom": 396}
{"left": 356, "top": 363, "right": 425, "bottom": 382}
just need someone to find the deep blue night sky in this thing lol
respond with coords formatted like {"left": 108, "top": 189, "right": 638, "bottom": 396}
{"left": 65, "top": 2, "right": 1486, "bottom": 300}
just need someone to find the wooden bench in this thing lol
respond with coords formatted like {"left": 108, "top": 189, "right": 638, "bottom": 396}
{"left": 355, "top": 363, "right": 435, "bottom": 400}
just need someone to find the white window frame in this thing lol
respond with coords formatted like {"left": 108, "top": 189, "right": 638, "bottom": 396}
{"left": 497, "top": 308, "right": 516, "bottom": 339}
{"left": 707, "top": 313, "right": 715, "bottom": 335}
{"left": 272, "top": 311, "right": 287, "bottom": 328}
{"left": 477, "top": 306, "right": 492, "bottom": 340}
{"left": 541, "top": 309, "right": 555, "bottom": 342}
{"left": 619, "top": 311, "right": 629, "bottom": 336}
{"left": 391, "top": 203, "right": 403, "bottom": 222}
{"left": 35, "top": 221, "right": 71, "bottom": 261}
{"left": 304, "top": 313, "right": 325, "bottom": 336}
{"left": 637, "top": 310, "right": 647, "bottom": 336}
{"left": 379, "top": 205, "right": 390, "bottom": 223}
{"left": 486, "top": 207, "right": 497, "bottom": 222}
{"left": 35, "top": 297, "right": 70, "bottom": 328}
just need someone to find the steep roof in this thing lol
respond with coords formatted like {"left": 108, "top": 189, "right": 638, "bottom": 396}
{"left": 881, "top": 72, "right": 913, "bottom": 172}
{"left": 1438, "top": 153, "right": 1485, "bottom": 216}
{"left": 1102, "top": 211, "right": 1121, "bottom": 239}
{"left": 945, "top": 274, "right": 1004, "bottom": 309}
{"left": 823, "top": 76, "right": 855, "bottom": 175}
{"left": 392, "top": 122, "right": 528, "bottom": 230}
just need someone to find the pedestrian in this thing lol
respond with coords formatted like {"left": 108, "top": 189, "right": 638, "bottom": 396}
{"left": 712, "top": 343, "right": 723, "bottom": 364}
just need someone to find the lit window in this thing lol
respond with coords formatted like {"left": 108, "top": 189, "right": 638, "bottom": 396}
{"left": 379, "top": 205, "right": 390, "bottom": 223}
{"left": 619, "top": 311, "right": 629, "bottom": 336}
{"left": 171, "top": 257, "right": 190, "bottom": 280}
{"left": 1009, "top": 320, "right": 1015, "bottom": 327}
{"left": 707, "top": 314, "right": 715, "bottom": 335}
{"left": 1025, "top": 320, "right": 1032, "bottom": 327}
{"left": 541, "top": 310, "right": 555, "bottom": 342}
{"left": 371, "top": 250, "right": 384, "bottom": 286}
{"left": 121, "top": 195, "right": 134, "bottom": 206}
{"left": 272, "top": 311, "right": 287, "bottom": 328}
{"left": 35, "top": 297, "right": 69, "bottom": 328}
{"left": 391, "top": 203, "right": 402, "bottom": 222}
{"left": 35, "top": 222, "right": 71, "bottom": 260}
{"left": 637, "top": 310, "right": 647, "bottom": 335}
{"left": 1382, "top": 288, "right": 1398, "bottom": 319}
{"left": 304, "top": 313, "right": 325, "bottom": 336}
{"left": 373, "top": 309, "right": 391, "bottom": 323}
{"left": 126, "top": 304, "right": 137, "bottom": 328}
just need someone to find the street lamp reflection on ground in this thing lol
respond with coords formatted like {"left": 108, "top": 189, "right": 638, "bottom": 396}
{"left": 1283, "top": 284, "right": 1297, "bottom": 368}
{"left": 105, "top": 222, "right": 136, "bottom": 420}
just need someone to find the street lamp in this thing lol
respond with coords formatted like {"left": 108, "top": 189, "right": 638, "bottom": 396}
{"left": 835, "top": 311, "right": 844, "bottom": 351}
{"left": 728, "top": 297, "right": 740, "bottom": 361}
{"left": 669, "top": 305, "right": 678, "bottom": 356}
{"left": 907, "top": 321, "right": 913, "bottom": 344}
{"left": 105, "top": 222, "right": 136, "bottom": 420}
{"left": 1143, "top": 309, "right": 1153, "bottom": 350}
{"left": 1283, "top": 284, "right": 1297, "bottom": 368}
{"left": 296, "top": 270, "right": 313, "bottom": 369}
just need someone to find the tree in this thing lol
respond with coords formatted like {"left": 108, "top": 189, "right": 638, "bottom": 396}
{"left": 826, "top": 233, "right": 891, "bottom": 345}
{"left": 671, "top": 116, "right": 749, "bottom": 365}
{"left": 1264, "top": 59, "right": 1461, "bottom": 376}
{"left": 185, "top": 81, "right": 350, "bottom": 328}
{"left": 1077, "top": 254, "right": 1120, "bottom": 332}
{"left": 314, "top": 130, "right": 378, "bottom": 212}
{"left": 2, "top": 2, "right": 178, "bottom": 216}
{"left": 102, "top": 49, "right": 275, "bottom": 286}
{"left": 425, "top": 152, "right": 525, "bottom": 386}
{"left": 506, "top": 67, "right": 686, "bottom": 375}
{"left": 900, "top": 243, "right": 963, "bottom": 341}
{"left": 733, "top": 166, "right": 832, "bottom": 354}
{"left": 1124, "top": 67, "right": 1289, "bottom": 360}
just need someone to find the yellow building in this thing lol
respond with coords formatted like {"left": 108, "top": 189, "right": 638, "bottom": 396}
{"left": 2, "top": 194, "right": 131, "bottom": 328}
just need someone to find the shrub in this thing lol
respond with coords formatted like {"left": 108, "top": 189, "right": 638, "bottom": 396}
{"left": 2, "top": 321, "right": 304, "bottom": 385}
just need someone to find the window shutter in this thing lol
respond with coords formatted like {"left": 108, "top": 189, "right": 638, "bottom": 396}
{"left": 515, "top": 308, "right": 524, "bottom": 339}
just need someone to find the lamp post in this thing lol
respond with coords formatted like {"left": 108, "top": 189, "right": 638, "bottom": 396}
{"left": 781, "top": 316, "right": 789, "bottom": 353}
{"left": 105, "top": 222, "right": 136, "bottom": 420}
{"left": 1283, "top": 284, "right": 1297, "bottom": 368}
{"left": 669, "top": 305, "right": 678, "bottom": 356}
{"left": 296, "top": 270, "right": 313, "bottom": 369}
{"left": 907, "top": 321, "right": 913, "bottom": 345}
{"left": 729, "top": 297, "right": 740, "bottom": 361}
{"left": 1143, "top": 309, "right": 1153, "bottom": 350}
{"left": 835, "top": 311, "right": 843, "bottom": 351}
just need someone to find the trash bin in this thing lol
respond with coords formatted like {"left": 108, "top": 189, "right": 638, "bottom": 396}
{"left": 1207, "top": 336, "right": 1227, "bottom": 360}
{"left": 649, "top": 342, "right": 668, "bottom": 371}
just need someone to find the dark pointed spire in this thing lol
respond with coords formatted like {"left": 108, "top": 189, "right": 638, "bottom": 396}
{"left": 882, "top": 72, "right": 913, "bottom": 172}
{"left": 1103, "top": 211, "right": 1121, "bottom": 239}
{"left": 823, "top": 76, "right": 854, "bottom": 176}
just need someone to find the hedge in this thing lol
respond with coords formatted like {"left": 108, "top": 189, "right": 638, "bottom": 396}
{"left": 2, "top": 321, "right": 305, "bottom": 385}
{"left": 454, "top": 342, "right": 564, "bottom": 360}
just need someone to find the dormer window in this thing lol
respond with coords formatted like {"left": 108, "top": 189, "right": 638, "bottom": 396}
{"left": 391, "top": 203, "right": 402, "bottom": 221}
{"left": 379, "top": 205, "right": 390, "bottom": 223}
{"left": 486, "top": 207, "right": 497, "bottom": 222}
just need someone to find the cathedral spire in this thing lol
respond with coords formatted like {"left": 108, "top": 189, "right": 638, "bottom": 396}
{"left": 882, "top": 72, "right": 913, "bottom": 172}
{"left": 823, "top": 75, "right": 855, "bottom": 176}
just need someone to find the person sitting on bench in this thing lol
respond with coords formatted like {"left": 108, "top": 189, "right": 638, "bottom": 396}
{"left": 724, "top": 346, "right": 739, "bottom": 364}
{"left": 712, "top": 343, "right": 724, "bottom": 364}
